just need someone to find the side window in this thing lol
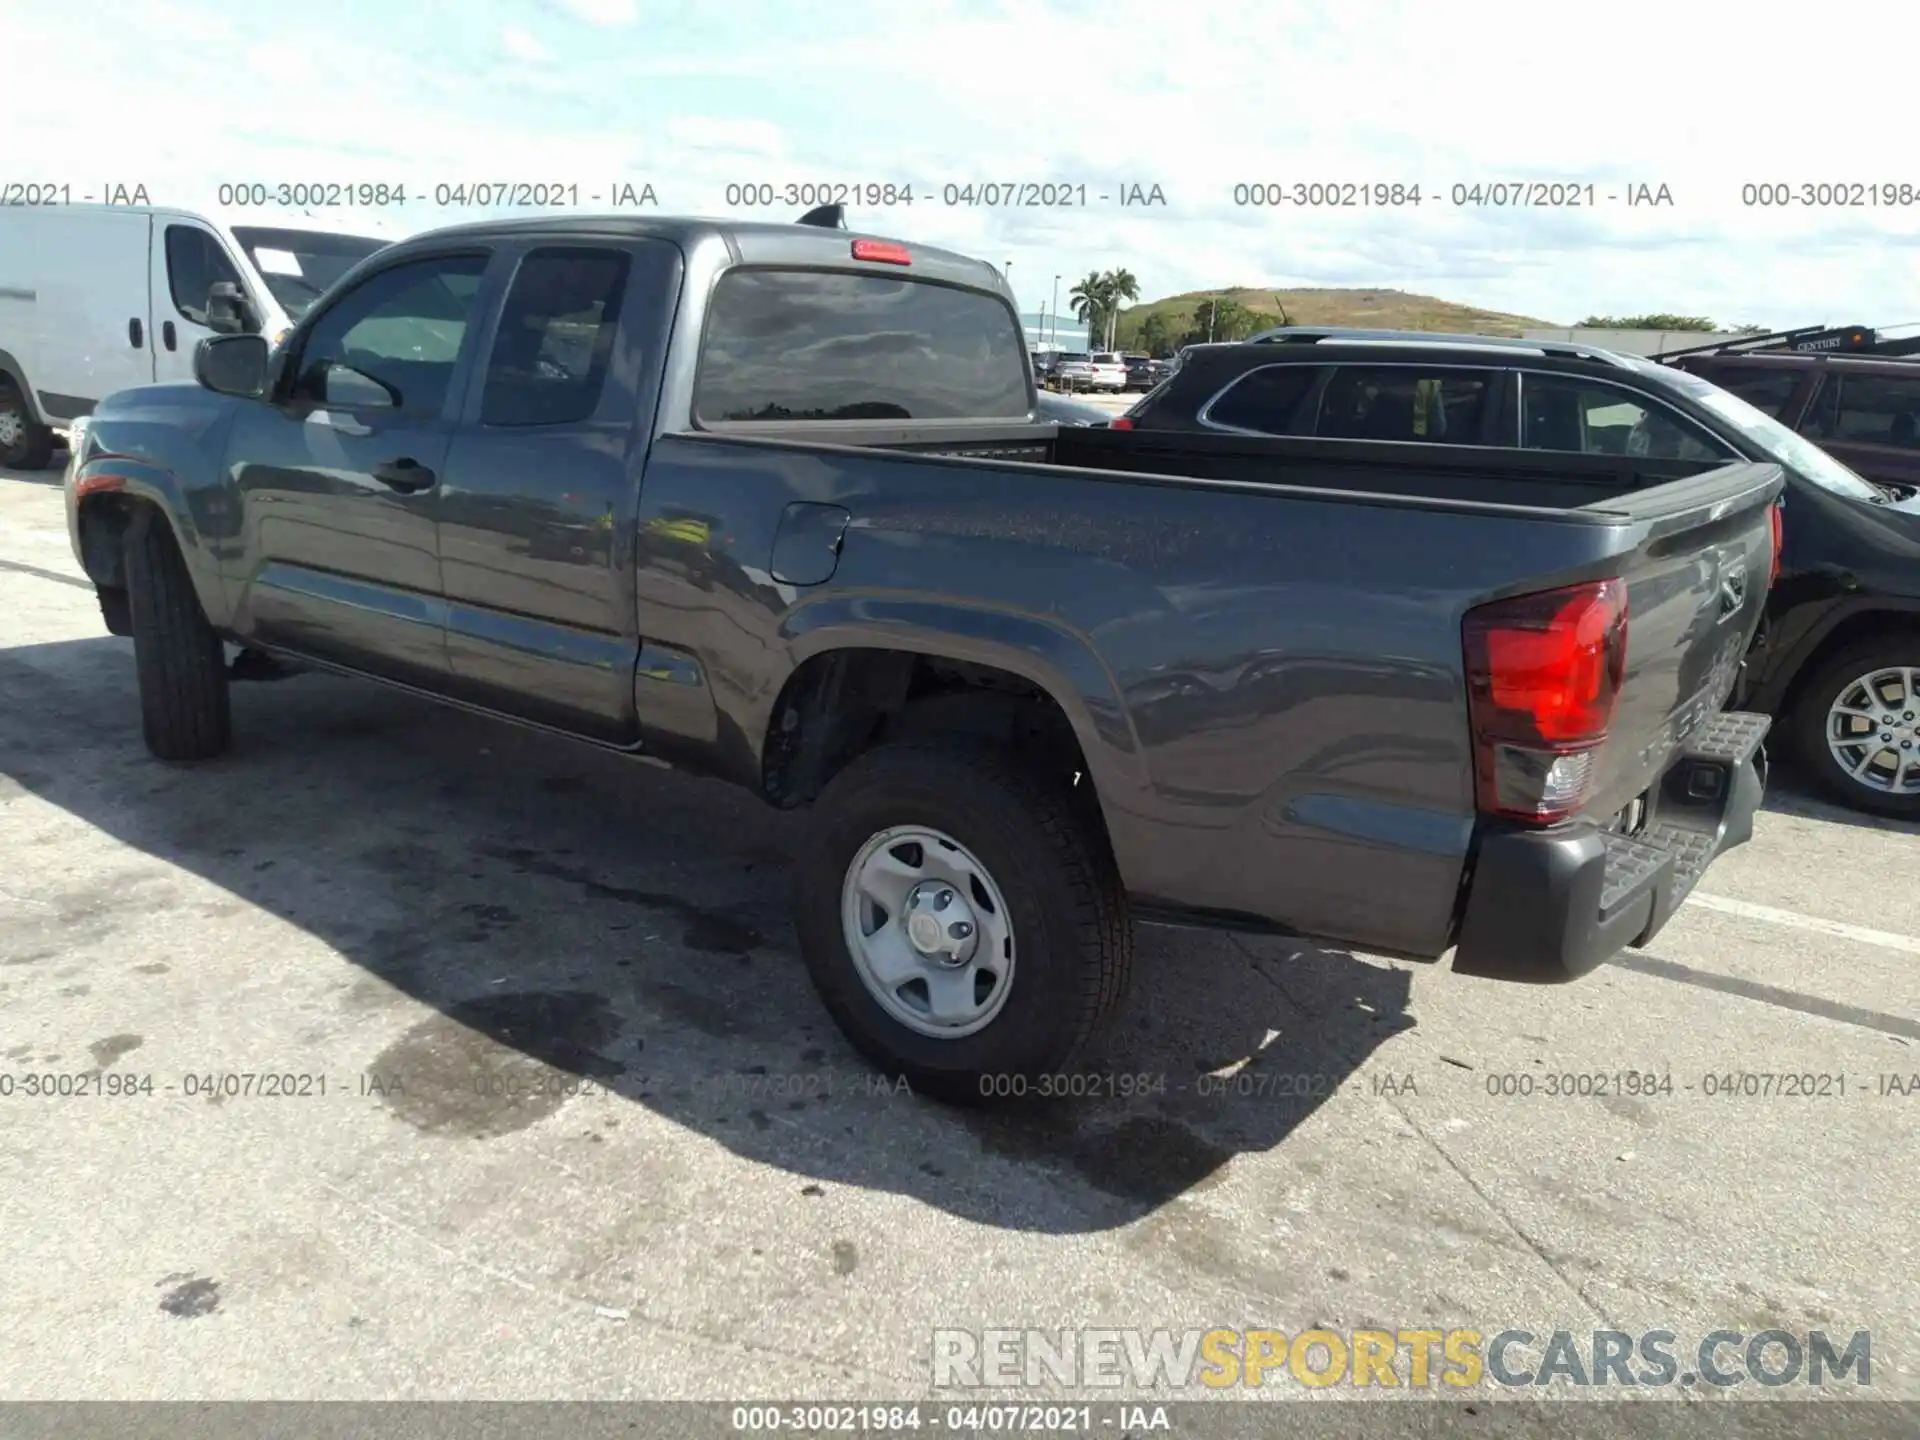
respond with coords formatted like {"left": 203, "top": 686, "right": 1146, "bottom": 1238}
{"left": 1201, "top": 365, "right": 1316, "bottom": 434}
{"left": 1698, "top": 366, "right": 1801, "bottom": 419}
{"left": 1316, "top": 367, "right": 1493, "bottom": 444}
{"left": 1828, "top": 374, "right": 1920, "bottom": 450}
{"left": 480, "top": 248, "right": 630, "bottom": 427}
{"left": 1519, "top": 374, "right": 1731, "bottom": 461}
{"left": 164, "top": 225, "right": 245, "bottom": 324}
{"left": 291, "top": 253, "right": 489, "bottom": 416}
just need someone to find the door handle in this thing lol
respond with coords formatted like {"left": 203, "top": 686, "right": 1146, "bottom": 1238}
{"left": 372, "top": 458, "right": 437, "bottom": 493}
{"left": 162, "top": 321, "right": 177, "bottom": 352}
{"left": 128, "top": 318, "right": 144, "bottom": 349}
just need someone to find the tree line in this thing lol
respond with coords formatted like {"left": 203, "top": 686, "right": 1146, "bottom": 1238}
{"left": 1577, "top": 314, "right": 1769, "bottom": 333}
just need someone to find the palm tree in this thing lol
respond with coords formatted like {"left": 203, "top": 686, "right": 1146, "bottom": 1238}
{"left": 1102, "top": 268, "right": 1140, "bottom": 350}
{"left": 1068, "top": 271, "right": 1108, "bottom": 350}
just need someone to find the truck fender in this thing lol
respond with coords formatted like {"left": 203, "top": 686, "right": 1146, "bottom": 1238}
{"left": 771, "top": 595, "right": 1156, "bottom": 860}
{"left": 71, "top": 458, "right": 234, "bottom": 629}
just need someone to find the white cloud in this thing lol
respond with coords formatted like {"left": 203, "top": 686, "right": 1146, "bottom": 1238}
{"left": 500, "top": 27, "right": 553, "bottom": 63}
{"left": 4, "top": 0, "right": 1916, "bottom": 327}
{"left": 542, "top": 0, "right": 637, "bottom": 25}
{"left": 663, "top": 117, "right": 789, "bottom": 158}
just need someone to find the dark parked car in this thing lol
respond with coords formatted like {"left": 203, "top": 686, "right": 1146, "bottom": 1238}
{"left": 1659, "top": 340, "right": 1920, "bottom": 494}
{"left": 1123, "top": 326, "right": 1920, "bottom": 817}
{"left": 64, "top": 224, "right": 1779, "bottom": 1097}
{"left": 1123, "top": 355, "right": 1165, "bottom": 391}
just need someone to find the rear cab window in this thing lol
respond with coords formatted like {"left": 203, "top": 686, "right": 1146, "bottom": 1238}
{"left": 694, "top": 269, "right": 1029, "bottom": 423}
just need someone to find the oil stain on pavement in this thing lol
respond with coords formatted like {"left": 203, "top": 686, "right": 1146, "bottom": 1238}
{"left": 157, "top": 1275, "right": 220, "bottom": 1318}
{"left": 368, "top": 989, "right": 628, "bottom": 1140}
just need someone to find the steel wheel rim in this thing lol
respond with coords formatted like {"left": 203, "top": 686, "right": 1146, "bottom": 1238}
{"left": 840, "top": 825, "right": 1016, "bottom": 1039}
{"left": 0, "top": 403, "right": 23, "bottom": 447}
{"left": 1825, "top": 665, "right": 1920, "bottom": 795}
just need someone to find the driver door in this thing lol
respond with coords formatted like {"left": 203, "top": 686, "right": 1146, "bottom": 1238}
{"left": 226, "top": 249, "right": 494, "bottom": 685}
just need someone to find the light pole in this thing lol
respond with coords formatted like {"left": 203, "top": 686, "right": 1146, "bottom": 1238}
{"left": 1050, "top": 274, "right": 1060, "bottom": 346}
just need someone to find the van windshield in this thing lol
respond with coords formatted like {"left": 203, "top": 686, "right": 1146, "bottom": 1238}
{"left": 1627, "top": 356, "right": 1882, "bottom": 501}
{"left": 230, "top": 226, "right": 389, "bottom": 320}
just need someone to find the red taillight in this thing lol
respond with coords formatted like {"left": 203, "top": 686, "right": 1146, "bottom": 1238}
{"left": 1463, "top": 579, "right": 1628, "bottom": 824}
{"left": 1768, "top": 503, "right": 1783, "bottom": 587}
{"left": 1109, "top": 417, "right": 1135, "bottom": 430}
{"left": 74, "top": 473, "right": 127, "bottom": 498}
{"left": 850, "top": 239, "right": 911, "bottom": 265}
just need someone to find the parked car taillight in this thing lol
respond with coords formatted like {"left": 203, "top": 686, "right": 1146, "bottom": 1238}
{"left": 1462, "top": 579, "right": 1629, "bottom": 824}
{"left": 1769, "top": 503, "right": 1783, "bottom": 587}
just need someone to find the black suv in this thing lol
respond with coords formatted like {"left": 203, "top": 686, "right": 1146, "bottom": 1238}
{"left": 1658, "top": 329, "right": 1920, "bottom": 494}
{"left": 1121, "top": 327, "right": 1920, "bottom": 818}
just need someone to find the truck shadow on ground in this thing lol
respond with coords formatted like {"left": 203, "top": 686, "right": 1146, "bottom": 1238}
{"left": 0, "top": 636, "right": 1418, "bottom": 1235}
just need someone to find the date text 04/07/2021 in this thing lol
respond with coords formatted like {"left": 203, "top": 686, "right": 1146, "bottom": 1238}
{"left": 727, "top": 1403, "right": 1173, "bottom": 1434}
{"left": 1227, "top": 181, "right": 1677, "bottom": 208}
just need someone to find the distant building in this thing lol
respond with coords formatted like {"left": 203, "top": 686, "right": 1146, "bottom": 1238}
{"left": 1021, "top": 312, "right": 1090, "bottom": 352}
{"left": 1523, "top": 328, "right": 1754, "bottom": 358}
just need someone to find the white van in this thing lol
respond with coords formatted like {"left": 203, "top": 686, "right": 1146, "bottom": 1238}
{"left": 0, "top": 206, "right": 388, "bottom": 467}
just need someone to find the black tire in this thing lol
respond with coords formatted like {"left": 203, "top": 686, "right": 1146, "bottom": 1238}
{"left": 1789, "top": 635, "right": 1920, "bottom": 819}
{"left": 793, "top": 740, "right": 1133, "bottom": 1104}
{"left": 0, "top": 380, "right": 56, "bottom": 470}
{"left": 123, "top": 507, "right": 231, "bottom": 762}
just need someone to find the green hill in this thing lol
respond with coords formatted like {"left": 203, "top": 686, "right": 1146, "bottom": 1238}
{"left": 1114, "top": 286, "right": 1559, "bottom": 352}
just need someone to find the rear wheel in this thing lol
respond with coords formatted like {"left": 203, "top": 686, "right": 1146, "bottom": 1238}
{"left": 0, "top": 380, "right": 56, "bottom": 470}
{"left": 1790, "top": 636, "right": 1920, "bottom": 818}
{"left": 792, "top": 740, "right": 1133, "bottom": 1104}
{"left": 124, "top": 507, "right": 231, "bottom": 762}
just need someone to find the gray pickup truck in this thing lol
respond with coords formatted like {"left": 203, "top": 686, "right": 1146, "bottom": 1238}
{"left": 63, "top": 213, "right": 1784, "bottom": 1100}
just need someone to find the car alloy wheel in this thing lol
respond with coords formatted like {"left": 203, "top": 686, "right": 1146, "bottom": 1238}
{"left": 1825, "top": 665, "right": 1920, "bottom": 796}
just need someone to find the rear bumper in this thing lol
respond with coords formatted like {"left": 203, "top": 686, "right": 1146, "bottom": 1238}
{"left": 1450, "top": 710, "right": 1770, "bottom": 984}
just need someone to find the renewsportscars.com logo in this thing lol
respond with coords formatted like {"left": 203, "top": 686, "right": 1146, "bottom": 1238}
{"left": 932, "top": 1327, "right": 1872, "bottom": 1390}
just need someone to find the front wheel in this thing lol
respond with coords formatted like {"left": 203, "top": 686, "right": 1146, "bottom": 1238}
{"left": 0, "top": 380, "right": 56, "bottom": 470}
{"left": 792, "top": 741, "right": 1133, "bottom": 1104}
{"left": 124, "top": 508, "right": 232, "bottom": 762}
{"left": 1790, "top": 637, "right": 1920, "bottom": 819}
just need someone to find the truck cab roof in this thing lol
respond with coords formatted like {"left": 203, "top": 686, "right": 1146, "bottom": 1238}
{"left": 377, "top": 214, "right": 1010, "bottom": 298}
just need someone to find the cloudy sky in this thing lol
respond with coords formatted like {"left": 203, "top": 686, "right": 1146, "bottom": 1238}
{"left": 9, "top": 0, "right": 1918, "bottom": 329}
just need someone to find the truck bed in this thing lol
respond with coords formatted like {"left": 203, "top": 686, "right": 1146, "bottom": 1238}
{"left": 715, "top": 419, "right": 1728, "bottom": 513}
{"left": 640, "top": 423, "right": 1781, "bottom": 958}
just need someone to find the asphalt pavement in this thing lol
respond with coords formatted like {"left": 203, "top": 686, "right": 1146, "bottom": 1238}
{"left": 1, "top": 462, "right": 1915, "bottom": 1418}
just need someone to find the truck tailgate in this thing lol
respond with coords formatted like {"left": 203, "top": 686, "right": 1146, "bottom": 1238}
{"left": 1582, "top": 460, "right": 1784, "bottom": 825}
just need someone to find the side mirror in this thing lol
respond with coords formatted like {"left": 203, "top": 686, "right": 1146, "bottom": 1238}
{"left": 205, "top": 281, "right": 259, "bottom": 336}
{"left": 194, "top": 334, "right": 270, "bottom": 398}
